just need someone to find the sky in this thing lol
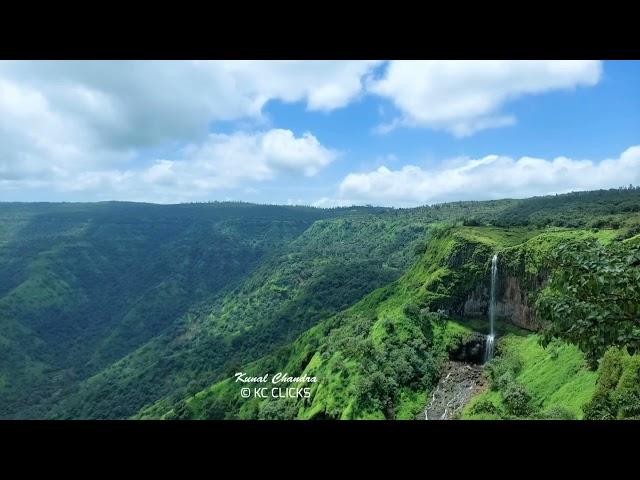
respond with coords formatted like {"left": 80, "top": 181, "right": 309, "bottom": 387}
{"left": 1, "top": 60, "right": 639, "bottom": 207}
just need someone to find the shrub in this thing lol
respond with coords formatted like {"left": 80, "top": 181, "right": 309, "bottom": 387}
{"left": 545, "top": 338, "right": 564, "bottom": 360}
{"left": 487, "top": 348, "right": 523, "bottom": 390}
{"left": 489, "top": 350, "right": 536, "bottom": 418}
{"left": 166, "top": 399, "right": 191, "bottom": 420}
{"left": 583, "top": 347, "right": 640, "bottom": 419}
{"left": 469, "top": 398, "right": 500, "bottom": 417}
{"left": 495, "top": 371, "right": 516, "bottom": 392}
{"left": 257, "top": 399, "right": 298, "bottom": 420}
{"left": 403, "top": 303, "right": 421, "bottom": 322}
{"left": 414, "top": 241, "right": 427, "bottom": 256}
{"left": 503, "top": 382, "right": 533, "bottom": 417}
{"left": 543, "top": 405, "right": 576, "bottom": 420}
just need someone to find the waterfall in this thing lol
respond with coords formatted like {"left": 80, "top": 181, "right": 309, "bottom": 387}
{"left": 484, "top": 254, "right": 498, "bottom": 363}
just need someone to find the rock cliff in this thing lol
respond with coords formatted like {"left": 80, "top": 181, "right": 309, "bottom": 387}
{"left": 461, "top": 274, "right": 545, "bottom": 331}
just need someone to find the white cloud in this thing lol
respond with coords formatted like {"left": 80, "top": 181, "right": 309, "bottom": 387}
{"left": 0, "top": 60, "right": 620, "bottom": 204}
{"left": 368, "top": 60, "right": 602, "bottom": 136}
{"left": 0, "top": 76, "right": 131, "bottom": 182}
{"left": 218, "top": 60, "right": 382, "bottom": 112}
{"left": 335, "top": 146, "right": 640, "bottom": 207}
{"left": 0, "top": 129, "right": 337, "bottom": 203}
{"left": 0, "top": 60, "right": 375, "bottom": 191}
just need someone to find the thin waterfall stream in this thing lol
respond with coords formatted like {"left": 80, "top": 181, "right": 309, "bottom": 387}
{"left": 421, "top": 253, "right": 498, "bottom": 419}
{"left": 484, "top": 254, "right": 498, "bottom": 363}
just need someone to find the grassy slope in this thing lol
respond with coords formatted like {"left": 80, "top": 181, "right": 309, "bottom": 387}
{"left": 150, "top": 224, "right": 621, "bottom": 420}
{"left": 461, "top": 335, "right": 597, "bottom": 419}
{"left": 3, "top": 188, "right": 639, "bottom": 419}
{"left": 582, "top": 346, "right": 640, "bottom": 419}
{"left": 42, "top": 198, "right": 554, "bottom": 419}
{"left": 45, "top": 212, "right": 435, "bottom": 419}
{"left": 141, "top": 225, "right": 552, "bottom": 419}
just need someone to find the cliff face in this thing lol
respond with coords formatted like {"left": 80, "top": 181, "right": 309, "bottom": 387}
{"left": 461, "top": 274, "right": 545, "bottom": 331}
{"left": 427, "top": 227, "right": 548, "bottom": 331}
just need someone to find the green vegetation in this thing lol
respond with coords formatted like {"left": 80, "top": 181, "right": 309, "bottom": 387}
{"left": 46, "top": 212, "right": 433, "bottom": 419}
{"left": 536, "top": 238, "right": 640, "bottom": 365}
{"left": 582, "top": 347, "right": 640, "bottom": 419}
{"left": 1, "top": 186, "right": 640, "bottom": 419}
{"left": 160, "top": 203, "right": 639, "bottom": 420}
{"left": 0, "top": 201, "right": 344, "bottom": 417}
{"left": 463, "top": 335, "right": 597, "bottom": 419}
{"left": 142, "top": 224, "right": 558, "bottom": 419}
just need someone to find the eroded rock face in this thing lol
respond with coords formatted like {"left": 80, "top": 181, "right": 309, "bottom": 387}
{"left": 461, "top": 275, "right": 544, "bottom": 331}
{"left": 500, "top": 276, "right": 541, "bottom": 330}
{"left": 462, "top": 286, "right": 488, "bottom": 318}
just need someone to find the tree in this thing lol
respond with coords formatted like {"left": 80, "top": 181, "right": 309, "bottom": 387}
{"left": 536, "top": 239, "right": 640, "bottom": 366}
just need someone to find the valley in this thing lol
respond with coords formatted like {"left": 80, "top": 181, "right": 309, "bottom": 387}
{"left": 1, "top": 187, "right": 639, "bottom": 420}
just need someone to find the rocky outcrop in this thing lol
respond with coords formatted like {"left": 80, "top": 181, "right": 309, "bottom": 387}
{"left": 462, "top": 286, "right": 488, "bottom": 318}
{"left": 448, "top": 332, "right": 486, "bottom": 364}
{"left": 461, "top": 275, "right": 544, "bottom": 331}
{"left": 500, "top": 276, "right": 541, "bottom": 330}
{"left": 419, "top": 361, "right": 487, "bottom": 420}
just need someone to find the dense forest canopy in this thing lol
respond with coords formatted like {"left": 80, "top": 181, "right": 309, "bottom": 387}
{"left": 1, "top": 186, "right": 639, "bottom": 419}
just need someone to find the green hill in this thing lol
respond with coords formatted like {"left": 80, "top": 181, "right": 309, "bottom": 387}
{"left": 141, "top": 222, "right": 639, "bottom": 420}
{"left": 1, "top": 187, "right": 640, "bottom": 419}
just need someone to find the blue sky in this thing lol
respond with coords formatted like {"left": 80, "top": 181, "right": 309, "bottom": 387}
{"left": 1, "top": 60, "right": 639, "bottom": 206}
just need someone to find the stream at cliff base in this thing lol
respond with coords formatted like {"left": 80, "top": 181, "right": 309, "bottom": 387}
{"left": 419, "top": 361, "right": 487, "bottom": 420}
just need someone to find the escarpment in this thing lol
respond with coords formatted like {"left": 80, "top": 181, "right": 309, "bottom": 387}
{"left": 431, "top": 230, "right": 550, "bottom": 331}
{"left": 460, "top": 274, "right": 544, "bottom": 330}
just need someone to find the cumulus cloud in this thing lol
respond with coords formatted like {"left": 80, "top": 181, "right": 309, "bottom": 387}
{"left": 368, "top": 60, "right": 602, "bottom": 136}
{"left": 0, "top": 60, "right": 616, "bottom": 203}
{"left": 336, "top": 146, "right": 640, "bottom": 207}
{"left": 157, "top": 128, "right": 337, "bottom": 188}
{"left": 1, "top": 129, "right": 337, "bottom": 203}
{"left": 0, "top": 60, "right": 375, "bottom": 191}
{"left": 217, "top": 60, "right": 382, "bottom": 112}
{"left": 0, "top": 60, "right": 380, "bottom": 145}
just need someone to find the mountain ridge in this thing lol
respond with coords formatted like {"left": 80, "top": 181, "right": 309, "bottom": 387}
{"left": 1, "top": 187, "right": 639, "bottom": 419}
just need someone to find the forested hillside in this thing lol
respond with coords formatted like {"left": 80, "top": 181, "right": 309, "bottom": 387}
{"left": 0, "top": 202, "right": 341, "bottom": 417}
{"left": 1, "top": 187, "right": 639, "bottom": 419}
{"left": 153, "top": 223, "right": 639, "bottom": 420}
{"left": 45, "top": 212, "right": 432, "bottom": 418}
